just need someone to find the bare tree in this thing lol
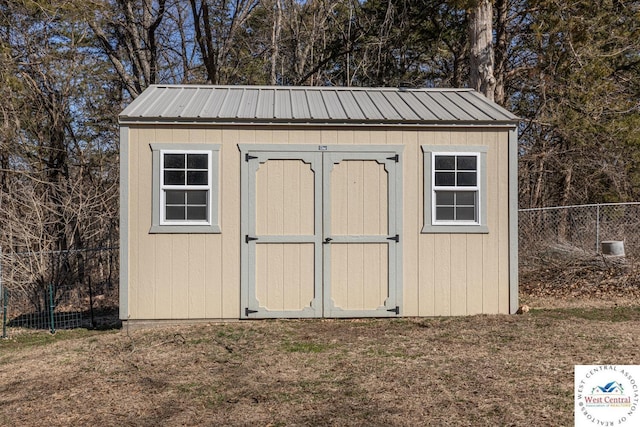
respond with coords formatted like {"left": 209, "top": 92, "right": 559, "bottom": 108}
{"left": 0, "top": 1, "right": 119, "bottom": 312}
{"left": 269, "top": 0, "right": 283, "bottom": 85}
{"left": 468, "top": 0, "right": 496, "bottom": 100}
{"left": 89, "top": 0, "right": 168, "bottom": 98}
{"left": 189, "top": 0, "right": 260, "bottom": 84}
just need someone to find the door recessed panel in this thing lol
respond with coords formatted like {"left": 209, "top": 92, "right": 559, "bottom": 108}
{"left": 256, "top": 160, "right": 315, "bottom": 236}
{"left": 330, "top": 243, "right": 388, "bottom": 310}
{"left": 256, "top": 243, "right": 315, "bottom": 311}
{"left": 330, "top": 160, "right": 388, "bottom": 236}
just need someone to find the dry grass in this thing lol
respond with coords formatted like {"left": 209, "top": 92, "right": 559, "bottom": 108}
{"left": 1, "top": 301, "right": 640, "bottom": 426}
{"left": 2, "top": 249, "right": 640, "bottom": 426}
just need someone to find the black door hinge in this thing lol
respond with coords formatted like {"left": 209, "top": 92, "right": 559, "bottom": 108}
{"left": 387, "top": 234, "right": 399, "bottom": 242}
{"left": 387, "top": 154, "right": 399, "bottom": 162}
{"left": 387, "top": 306, "right": 399, "bottom": 315}
{"left": 245, "top": 153, "right": 258, "bottom": 162}
{"left": 245, "top": 308, "right": 258, "bottom": 316}
{"left": 245, "top": 235, "right": 258, "bottom": 243}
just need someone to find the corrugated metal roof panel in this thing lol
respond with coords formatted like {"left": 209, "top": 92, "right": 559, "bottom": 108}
{"left": 291, "top": 89, "right": 311, "bottom": 119}
{"left": 200, "top": 88, "right": 227, "bottom": 118}
{"left": 220, "top": 88, "right": 244, "bottom": 117}
{"left": 452, "top": 91, "right": 494, "bottom": 121}
{"left": 352, "top": 91, "right": 384, "bottom": 120}
{"left": 322, "top": 90, "right": 348, "bottom": 120}
{"left": 458, "top": 90, "right": 513, "bottom": 121}
{"left": 237, "top": 88, "right": 258, "bottom": 118}
{"left": 120, "top": 85, "right": 518, "bottom": 125}
{"left": 427, "top": 91, "right": 475, "bottom": 121}
{"left": 413, "top": 92, "right": 454, "bottom": 120}
{"left": 141, "top": 86, "right": 178, "bottom": 117}
{"left": 256, "top": 88, "right": 275, "bottom": 118}
{"left": 401, "top": 92, "right": 438, "bottom": 121}
{"left": 368, "top": 91, "right": 402, "bottom": 120}
{"left": 275, "top": 89, "right": 292, "bottom": 119}
{"left": 165, "top": 87, "right": 198, "bottom": 117}
{"left": 387, "top": 91, "right": 420, "bottom": 120}
{"left": 307, "top": 90, "right": 327, "bottom": 119}
{"left": 123, "top": 85, "right": 163, "bottom": 117}
{"left": 180, "top": 87, "right": 210, "bottom": 117}
{"left": 338, "top": 91, "right": 365, "bottom": 120}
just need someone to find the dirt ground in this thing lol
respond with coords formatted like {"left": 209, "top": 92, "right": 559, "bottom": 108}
{"left": 2, "top": 252, "right": 640, "bottom": 426}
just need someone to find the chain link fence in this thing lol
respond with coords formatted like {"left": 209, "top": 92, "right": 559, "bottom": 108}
{"left": 519, "top": 202, "right": 640, "bottom": 263}
{"left": 1, "top": 247, "right": 119, "bottom": 337}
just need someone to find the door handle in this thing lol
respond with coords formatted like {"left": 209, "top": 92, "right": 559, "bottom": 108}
{"left": 323, "top": 237, "right": 333, "bottom": 244}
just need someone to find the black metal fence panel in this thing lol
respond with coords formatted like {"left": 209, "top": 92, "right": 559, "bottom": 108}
{"left": 1, "top": 247, "right": 119, "bottom": 337}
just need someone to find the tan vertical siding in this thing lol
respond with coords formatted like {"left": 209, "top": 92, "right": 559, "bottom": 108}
{"left": 204, "top": 128, "right": 224, "bottom": 318}
{"left": 450, "top": 234, "right": 468, "bottom": 315}
{"left": 187, "top": 234, "right": 206, "bottom": 316}
{"left": 128, "top": 127, "right": 140, "bottom": 319}
{"left": 127, "top": 124, "right": 512, "bottom": 319}
{"left": 154, "top": 234, "right": 172, "bottom": 317}
{"left": 402, "top": 130, "right": 420, "bottom": 316}
{"left": 220, "top": 129, "right": 241, "bottom": 319}
{"left": 170, "top": 234, "right": 189, "bottom": 316}
{"left": 128, "top": 126, "right": 232, "bottom": 320}
{"left": 204, "top": 233, "right": 223, "bottom": 318}
{"left": 482, "top": 131, "right": 500, "bottom": 314}
{"left": 433, "top": 234, "right": 452, "bottom": 316}
{"left": 417, "top": 131, "right": 435, "bottom": 316}
{"left": 497, "top": 130, "right": 511, "bottom": 313}
{"left": 466, "top": 234, "right": 485, "bottom": 314}
{"left": 134, "top": 127, "right": 155, "bottom": 319}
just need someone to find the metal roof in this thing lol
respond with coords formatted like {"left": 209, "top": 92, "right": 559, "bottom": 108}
{"left": 120, "top": 85, "right": 518, "bottom": 126}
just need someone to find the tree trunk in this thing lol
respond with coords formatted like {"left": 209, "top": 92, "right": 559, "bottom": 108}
{"left": 468, "top": 0, "right": 496, "bottom": 101}
{"left": 532, "top": 155, "right": 546, "bottom": 208}
{"left": 493, "top": 0, "right": 507, "bottom": 105}
{"left": 270, "top": 0, "right": 282, "bottom": 85}
{"left": 190, "top": 0, "right": 218, "bottom": 84}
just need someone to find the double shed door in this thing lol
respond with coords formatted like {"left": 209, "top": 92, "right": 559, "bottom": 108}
{"left": 240, "top": 145, "right": 402, "bottom": 318}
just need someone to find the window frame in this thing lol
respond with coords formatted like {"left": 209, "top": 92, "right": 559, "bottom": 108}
{"left": 150, "top": 143, "right": 221, "bottom": 234}
{"left": 422, "top": 145, "right": 488, "bottom": 234}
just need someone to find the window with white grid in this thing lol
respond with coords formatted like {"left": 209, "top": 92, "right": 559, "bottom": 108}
{"left": 160, "top": 151, "right": 211, "bottom": 224}
{"left": 432, "top": 153, "right": 480, "bottom": 224}
{"left": 422, "top": 145, "right": 488, "bottom": 234}
{"left": 150, "top": 143, "right": 220, "bottom": 234}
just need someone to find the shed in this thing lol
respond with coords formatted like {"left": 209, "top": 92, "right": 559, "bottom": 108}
{"left": 119, "top": 85, "right": 518, "bottom": 323}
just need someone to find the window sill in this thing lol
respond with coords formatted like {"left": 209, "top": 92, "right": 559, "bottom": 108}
{"left": 421, "top": 224, "right": 489, "bottom": 234}
{"left": 149, "top": 224, "right": 221, "bottom": 234}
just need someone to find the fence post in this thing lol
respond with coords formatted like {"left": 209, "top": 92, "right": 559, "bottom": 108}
{"left": 596, "top": 204, "right": 601, "bottom": 253}
{"left": 48, "top": 283, "right": 55, "bottom": 334}
{"left": 2, "top": 287, "right": 7, "bottom": 339}
{"left": 88, "top": 276, "right": 95, "bottom": 328}
{"left": 0, "top": 246, "right": 4, "bottom": 338}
